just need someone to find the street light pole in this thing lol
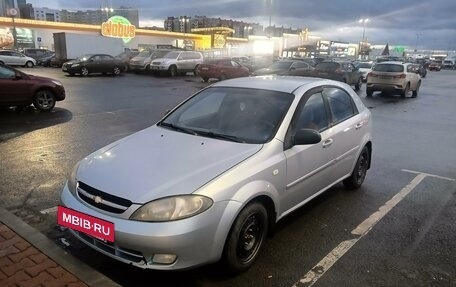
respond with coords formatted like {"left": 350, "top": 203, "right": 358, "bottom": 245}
{"left": 268, "top": 0, "right": 272, "bottom": 38}
{"left": 359, "top": 18, "right": 369, "bottom": 59}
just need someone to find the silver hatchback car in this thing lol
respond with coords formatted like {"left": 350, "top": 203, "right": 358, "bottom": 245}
{"left": 59, "top": 77, "right": 372, "bottom": 272}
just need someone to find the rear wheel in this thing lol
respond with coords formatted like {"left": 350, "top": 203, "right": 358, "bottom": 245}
{"left": 220, "top": 73, "right": 227, "bottom": 81}
{"left": 412, "top": 81, "right": 420, "bottom": 98}
{"left": 401, "top": 83, "right": 410, "bottom": 98}
{"left": 193, "top": 65, "right": 200, "bottom": 76}
{"left": 223, "top": 202, "right": 268, "bottom": 273}
{"left": 366, "top": 88, "right": 373, "bottom": 97}
{"left": 202, "top": 77, "right": 209, "bottom": 82}
{"left": 33, "top": 90, "right": 55, "bottom": 111}
{"left": 343, "top": 146, "right": 370, "bottom": 189}
{"left": 25, "top": 61, "right": 34, "bottom": 68}
{"left": 355, "top": 77, "right": 363, "bottom": 90}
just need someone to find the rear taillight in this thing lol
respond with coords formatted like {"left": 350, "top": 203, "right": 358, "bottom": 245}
{"left": 367, "top": 72, "right": 377, "bottom": 78}
{"left": 393, "top": 74, "right": 406, "bottom": 79}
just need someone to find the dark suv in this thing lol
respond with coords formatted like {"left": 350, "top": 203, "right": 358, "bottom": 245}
{"left": 22, "top": 48, "right": 54, "bottom": 65}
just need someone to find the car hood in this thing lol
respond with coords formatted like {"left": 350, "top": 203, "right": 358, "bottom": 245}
{"left": 76, "top": 126, "right": 262, "bottom": 203}
{"left": 26, "top": 74, "right": 56, "bottom": 82}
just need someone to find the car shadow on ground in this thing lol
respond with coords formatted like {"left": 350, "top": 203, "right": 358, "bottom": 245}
{"left": 0, "top": 106, "right": 73, "bottom": 142}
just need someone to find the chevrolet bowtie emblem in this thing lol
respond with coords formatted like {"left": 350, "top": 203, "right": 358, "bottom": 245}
{"left": 94, "top": 196, "right": 103, "bottom": 204}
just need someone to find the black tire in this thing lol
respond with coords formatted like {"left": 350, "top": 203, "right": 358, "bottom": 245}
{"left": 401, "top": 83, "right": 410, "bottom": 98}
{"left": 220, "top": 73, "right": 227, "bottom": 81}
{"left": 69, "top": 73, "right": 75, "bottom": 76}
{"left": 193, "top": 65, "right": 200, "bottom": 76}
{"left": 412, "top": 81, "right": 420, "bottom": 98}
{"left": 202, "top": 77, "right": 209, "bottom": 82}
{"left": 343, "top": 145, "right": 370, "bottom": 189}
{"left": 223, "top": 202, "right": 268, "bottom": 273}
{"left": 169, "top": 65, "right": 177, "bottom": 77}
{"left": 81, "top": 67, "right": 89, "bottom": 77}
{"left": 113, "top": 66, "right": 121, "bottom": 76}
{"left": 366, "top": 88, "right": 373, "bottom": 97}
{"left": 25, "top": 61, "right": 34, "bottom": 68}
{"left": 355, "top": 77, "right": 362, "bottom": 90}
{"left": 145, "top": 65, "right": 150, "bottom": 74}
{"left": 33, "top": 90, "right": 56, "bottom": 111}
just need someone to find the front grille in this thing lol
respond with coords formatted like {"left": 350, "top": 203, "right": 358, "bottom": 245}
{"left": 77, "top": 181, "right": 132, "bottom": 214}
{"left": 75, "top": 231, "right": 145, "bottom": 264}
{"left": 152, "top": 62, "right": 161, "bottom": 65}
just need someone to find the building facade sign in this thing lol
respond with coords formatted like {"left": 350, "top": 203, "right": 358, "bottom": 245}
{"left": 101, "top": 15, "right": 135, "bottom": 43}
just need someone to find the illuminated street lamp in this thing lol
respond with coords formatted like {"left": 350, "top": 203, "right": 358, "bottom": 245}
{"left": 102, "top": 7, "right": 114, "bottom": 20}
{"left": 359, "top": 18, "right": 369, "bottom": 58}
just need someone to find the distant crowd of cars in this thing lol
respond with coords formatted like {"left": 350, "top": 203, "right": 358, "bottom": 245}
{"left": 0, "top": 46, "right": 453, "bottom": 112}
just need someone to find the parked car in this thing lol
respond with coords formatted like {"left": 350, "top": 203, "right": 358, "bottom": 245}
{"left": 196, "top": 58, "right": 250, "bottom": 82}
{"left": 62, "top": 54, "right": 125, "bottom": 76}
{"left": 0, "top": 50, "right": 36, "bottom": 68}
{"left": 366, "top": 61, "right": 421, "bottom": 98}
{"left": 291, "top": 61, "right": 363, "bottom": 90}
{"left": 115, "top": 50, "right": 139, "bottom": 72}
{"left": 231, "top": 56, "right": 254, "bottom": 71}
{"left": 50, "top": 57, "right": 66, "bottom": 68}
{"left": 22, "top": 48, "right": 54, "bottom": 64}
{"left": 150, "top": 50, "right": 204, "bottom": 77}
{"left": 428, "top": 61, "right": 441, "bottom": 71}
{"left": 356, "top": 61, "right": 373, "bottom": 81}
{"left": 37, "top": 52, "right": 55, "bottom": 67}
{"left": 59, "top": 76, "right": 372, "bottom": 272}
{"left": 0, "top": 63, "right": 65, "bottom": 111}
{"left": 408, "top": 63, "right": 427, "bottom": 78}
{"left": 252, "top": 60, "right": 313, "bottom": 76}
{"left": 129, "top": 49, "right": 174, "bottom": 73}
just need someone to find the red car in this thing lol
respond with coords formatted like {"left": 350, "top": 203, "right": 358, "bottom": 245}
{"left": 197, "top": 58, "right": 250, "bottom": 82}
{"left": 0, "top": 63, "right": 65, "bottom": 111}
{"left": 428, "top": 61, "right": 441, "bottom": 71}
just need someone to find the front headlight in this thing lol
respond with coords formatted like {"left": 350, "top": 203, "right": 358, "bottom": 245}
{"left": 130, "top": 195, "right": 213, "bottom": 222}
{"left": 67, "top": 162, "right": 80, "bottom": 195}
{"left": 71, "top": 63, "right": 80, "bottom": 67}
{"left": 52, "top": 80, "right": 63, "bottom": 86}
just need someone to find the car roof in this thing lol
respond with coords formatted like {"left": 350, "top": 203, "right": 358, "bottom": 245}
{"left": 211, "top": 76, "right": 328, "bottom": 93}
{"left": 375, "top": 61, "right": 405, "bottom": 65}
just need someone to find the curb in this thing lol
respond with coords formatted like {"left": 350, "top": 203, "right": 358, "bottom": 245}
{"left": 0, "top": 207, "right": 121, "bottom": 287}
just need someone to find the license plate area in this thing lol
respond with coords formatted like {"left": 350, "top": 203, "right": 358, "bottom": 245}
{"left": 57, "top": 206, "right": 115, "bottom": 242}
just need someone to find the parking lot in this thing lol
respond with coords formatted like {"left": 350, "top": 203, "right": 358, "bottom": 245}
{"left": 1, "top": 67, "right": 455, "bottom": 287}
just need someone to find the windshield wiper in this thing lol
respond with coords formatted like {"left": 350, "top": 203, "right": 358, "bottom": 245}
{"left": 158, "top": 122, "right": 196, "bottom": 135}
{"left": 194, "top": 130, "right": 245, "bottom": 143}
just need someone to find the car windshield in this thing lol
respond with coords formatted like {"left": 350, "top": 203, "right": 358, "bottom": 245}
{"left": 159, "top": 87, "right": 294, "bottom": 144}
{"left": 267, "top": 61, "right": 293, "bottom": 69}
{"left": 77, "top": 54, "right": 92, "bottom": 61}
{"left": 357, "top": 62, "right": 372, "bottom": 68}
{"left": 373, "top": 64, "right": 404, "bottom": 72}
{"left": 137, "top": 50, "right": 153, "bottom": 57}
{"left": 151, "top": 50, "right": 173, "bottom": 59}
{"left": 315, "top": 62, "right": 340, "bottom": 71}
{"left": 163, "top": 51, "right": 181, "bottom": 59}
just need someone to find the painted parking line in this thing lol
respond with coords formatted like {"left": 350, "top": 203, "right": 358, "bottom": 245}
{"left": 293, "top": 170, "right": 455, "bottom": 287}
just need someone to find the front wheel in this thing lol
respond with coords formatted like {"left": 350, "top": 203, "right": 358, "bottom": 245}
{"left": 343, "top": 146, "right": 370, "bottom": 189}
{"left": 25, "top": 61, "right": 34, "bottom": 68}
{"left": 223, "top": 202, "right": 268, "bottom": 273}
{"left": 33, "top": 90, "right": 56, "bottom": 111}
{"left": 169, "top": 65, "right": 177, "bottom": 77}
{"left": 81, "top": 67, "right": 89, "bottom": 77}
{"left": 113, "top": 66, "right": 121, "bottom": 76}
{"left": 366, "top": 88, "right": 373, "bottom": 97}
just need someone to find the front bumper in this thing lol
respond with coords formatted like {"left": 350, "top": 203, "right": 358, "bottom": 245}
{"left": 366, "top": 82, "right": 405, "bottom": 92}
{"left": 150, "top": 64, "right": 170, "bottom": 71}
{"left": 60, "top": 184, "right": 241, "bottom": 270}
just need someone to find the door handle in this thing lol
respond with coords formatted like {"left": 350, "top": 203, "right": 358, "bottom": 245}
{"left": 355, "top": 122, "right": 364, "bottom": 130}
{"left": 322, "top": 138, "right": 333, "bottom": 148}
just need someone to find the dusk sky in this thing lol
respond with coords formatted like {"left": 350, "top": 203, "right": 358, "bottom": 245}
{"left": 27, "top": 0, "right": 456, "bottom": 51}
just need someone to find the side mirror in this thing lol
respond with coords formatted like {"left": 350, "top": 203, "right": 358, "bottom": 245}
{"left": 14, "top": 73, "right": 22, "bottom": 80}
{"left": 293, "top": 129, "right": 321, "bottom": 146}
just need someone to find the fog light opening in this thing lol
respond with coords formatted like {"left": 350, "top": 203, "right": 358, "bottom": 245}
{"left": 152, "top": 254, "right": 177, "bottom": 265}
